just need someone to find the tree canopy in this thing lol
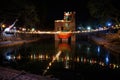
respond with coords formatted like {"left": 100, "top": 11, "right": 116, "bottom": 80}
{"left": 0, "top": 0, "right": 47, "bottom": 29}
{"left": 87, "top": 0, "right": 120, "bottom": 25}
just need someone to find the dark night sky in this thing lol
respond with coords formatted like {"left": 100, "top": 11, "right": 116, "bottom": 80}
{"left": 45, "top": 0, "right": 90, "bottom": 23}
{"left": 42, "top": 0, "right": 119, "bottom": 25}
{"left": 0, "top": 0, "right": 89, "bottom": 24}
{"left": 0, "top": 0, "right": 119, "bottom": 28}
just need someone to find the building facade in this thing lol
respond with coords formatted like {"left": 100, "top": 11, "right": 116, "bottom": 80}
{"left": 54, "top": 11, "right": 76, "bottom": 42}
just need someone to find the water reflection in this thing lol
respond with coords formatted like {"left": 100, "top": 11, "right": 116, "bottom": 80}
{"left": 58, "top": 43, "right": 71, "bottom": 69}
{"left": 0, "top": 40, "right": 120, "bottom": 79}
{"left": 105, "top": 52, "right": 110, "bottom": 65}
{"left": 97, "top": 46, "right": 101, "bottom": 56}
{"left": 2, "top": 51, "right": 120, "bottom": 70}
{"left": 58, "top": 43, "right": 71, "bottom": 52}
{"left": 43, "top": 50, "right": 62, "bottom": 75}
{"left": 1, "top": 42, "right": 119, "bottom": 70}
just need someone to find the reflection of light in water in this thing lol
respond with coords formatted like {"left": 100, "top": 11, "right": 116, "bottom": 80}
{"left": 6, "top": 55, "right": 16, "bottom": 61}
{"left": 58, "top": 43, "right": 71, "bottom": 69}
{"left": 78, "top": 44, "right": 81, "bottom": 49}
{"left": 31, "top": 54, "right": 33, "bottom": 59}
{"left": 97, "top": 46, "right": 100, "bottom": 56}
{"left": 17, "top": 54, "right": 21, "bottom": 60}
{"left": 110, "top": 64, "right": 119, "bottom": 69}
{"left": 81, "top": 57, "right": 83, "bottom": 62}
{"left": 97, "top": 46, "right": 100, "bottom": 52}
{"left": 65, "top": 61, "right": 69, "bottom": 69}
{"left": 105, "top": 54, "right": 109, "bottom": 65}
{"left": 105, "top": 56, "right": 109, "bottom": 63}
{"left": 4, "top": 47, "right": 19, "bottom": 61}
{"left": 58, "top": 43, "right": 71, "bottom": 52}
{"left": 6, "top": 55, "right": 11, "bottom": 60}
{"left": 43, "top": 50, "right": 62, "bottom": 76}
{"left": 30, "top": 54, "right": 49, "bottom": 60}
{"left": 33, "top": 54, "right": 36, "bottom": 59}
{"left": 77, "top": 57, "right": 80, "bottom": 62}
{"left": 87, "top": 47, "right": 90, "bottom": 54}
{"left": 65, "top": 53, "right": 70, "bottom": 69}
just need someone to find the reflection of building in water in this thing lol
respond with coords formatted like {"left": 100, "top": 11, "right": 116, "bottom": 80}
{"left": 58, "top": 43, "right": 71, "bottom": 52}
{"left": 58, "top": 43, "right": 72, "bottom": 69}
{"left": 2, "top": 42, "right": 120, "bottom": 75}
{"left": 43, "top": 50, "right": 62, "bottom": 76}
{"left": 54, "top": 12, "right": 76, "bottom": 43}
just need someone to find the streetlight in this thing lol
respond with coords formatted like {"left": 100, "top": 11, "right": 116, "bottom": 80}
{"left": 2, "top": 24, "right": 5, "bottom": 28}
{"left": 87, "top": 26, "right": 91, "bottom": 32}
{"left": 1, "top": 24, "right": 5, "bottom": 31}
{"left": 106, "top": 22, "right": 112, "bottom": 28}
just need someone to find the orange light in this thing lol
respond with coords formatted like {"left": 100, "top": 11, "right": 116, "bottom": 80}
{"left": 58, "top": 43, "right": 71, "bottom": 52}
{"left": 2, "top": 24, "right": 5, "bottom": 28}
{"left": 58, "top": 32, "right": 72, "bottom": 39}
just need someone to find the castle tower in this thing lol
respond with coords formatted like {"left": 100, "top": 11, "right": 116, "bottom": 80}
{"left": 54, "top": 11, "right": 76, "bottom": 43}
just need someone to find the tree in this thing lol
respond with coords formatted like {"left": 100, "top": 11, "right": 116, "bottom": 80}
{"left": 87, "top": 0, "right": 120, "bottom": 25}
{"left": 19, "top": 5, "right": 39, "bottom": 29}
{"left": 0, "top": 0, "right": 48, "bottom": 29}
{"left": 0, "top": 0, "right": 21, "bottom": 23}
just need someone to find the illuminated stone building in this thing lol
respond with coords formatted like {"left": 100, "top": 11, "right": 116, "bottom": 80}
{"left": 54, "top": 11, "right": 76, "bottom": 43}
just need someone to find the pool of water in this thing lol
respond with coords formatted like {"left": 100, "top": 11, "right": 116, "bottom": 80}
{"left": 0, "top": 38, "right": 120, "bottom": 80}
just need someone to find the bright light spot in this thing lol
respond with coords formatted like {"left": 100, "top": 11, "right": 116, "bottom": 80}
{"left": 97, "top": 46, "right": 100, "bottom": 53}
{"left": 6, "top": 55, "right": 11, "bottom": 60}
{"left": 65, "top": 12, "right": 70, "bottom": 16}
{"left": 87, "top": 26, "right": 91, "bottom": 30}
{"left": 2, "top": 24, "right": 5, "bottom": 28}
{"left": 105, "top": 55, "right": 109, "bottom": 65}
{"left": 97, "top": 46, "right": 100, "bottom": 56}
{"left": 106, "top": 57, "right": 109, "bottom": 62}
{"left": 108, "top": 23, "right": 111, "bottom": 26}
{"left": 31, "top": 28, "right": 35, "bottom": 32}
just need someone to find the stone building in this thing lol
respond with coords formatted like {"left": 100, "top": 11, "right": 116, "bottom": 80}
{"left": 54, "top": 11, "right": 76, "bottom": 42}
